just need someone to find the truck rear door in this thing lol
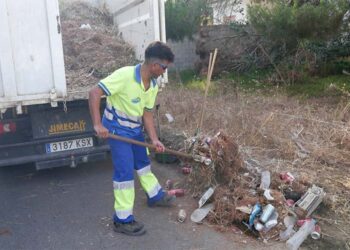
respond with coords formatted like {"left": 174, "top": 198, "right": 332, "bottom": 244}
{"left": 0, "top": 0, "right": 66, "bottom": 111}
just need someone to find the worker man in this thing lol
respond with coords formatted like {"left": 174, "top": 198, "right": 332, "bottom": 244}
{"left": 88, "top": 41, "right": 175, "bottom": 236}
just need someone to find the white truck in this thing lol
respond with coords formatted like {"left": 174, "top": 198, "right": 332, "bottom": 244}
{"left": 0, "top": 0, "right": 166, "bottom": 170}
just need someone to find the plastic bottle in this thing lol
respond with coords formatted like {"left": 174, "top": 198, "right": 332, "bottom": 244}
{"left": 260, "top": 170, "right": 271, "bottom": 190}
{"left": 254, "top": 220, "right": 264, "bottom": 231}
{"left": 286, "top": 219, "right": 316, "bottom": 250}
{"left": 260, "top": 204, "right": 275, "bottom": 223}
{"left": 264, "top": 211, "right": 279, "bottom": 231}
{"left": 280, "top": 225, "right": 296, "bottom": 241}
{"left": 249, "top": 203, "right": 262, "bottom": 227}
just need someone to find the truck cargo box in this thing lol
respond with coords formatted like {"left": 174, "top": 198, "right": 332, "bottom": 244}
{"left": 0, "top": 0, "right": 66, "bottom": 111}
{"left": 0, "top": 0, "right": 167, "bottom": 169}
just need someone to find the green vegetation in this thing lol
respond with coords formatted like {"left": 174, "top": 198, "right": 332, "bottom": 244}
{"left": 165, "top": 0, "right": 212, "bottom": 41}
{"left": 246, "top": 0, "right": 349, "bottom": 83}
{"left": 285, "top": 75, "right": 350, "bottom": 98}
{"left": 174, "top": 69, "right": 350, "bottom": 98}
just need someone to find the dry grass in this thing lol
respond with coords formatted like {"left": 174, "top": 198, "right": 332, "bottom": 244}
{"left": 157, "top": 81, "right": 350, "bottom": 244}
{"left": 60, "top": 2, "right": 137, "bottom": 99}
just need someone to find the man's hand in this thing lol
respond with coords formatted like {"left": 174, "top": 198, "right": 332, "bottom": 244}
{"left": 152, "top": 139, "right": 165, "bottom": 153}
{"left": 94, "top": 124, "right": 109, "bottom": 139}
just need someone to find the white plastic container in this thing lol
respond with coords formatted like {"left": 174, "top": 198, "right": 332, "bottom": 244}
{"left": 260, "top": 170, "right": 271, "bottom": 190}
{"left": 280, "top": 225, "right": 296, "bottom": 241}
{"left": 265, "top": 211, "right": 279, "bottom": 230}
{"left": 260, "top": 204, "right": 275, "bottom": 223}
{"left": 286, "top": 219, "right": 316, "bottom": 250}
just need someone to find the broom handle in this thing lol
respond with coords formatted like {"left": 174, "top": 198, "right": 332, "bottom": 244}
{"left": 197, "top": 48, "right": 218, "bottom": 135}
{"left": 108, "top": 133, "right": 192, "bottom": 159}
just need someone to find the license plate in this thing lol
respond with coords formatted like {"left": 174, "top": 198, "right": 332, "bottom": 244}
{"left": 46, "top": 137, "right": 93, "bottom": 153}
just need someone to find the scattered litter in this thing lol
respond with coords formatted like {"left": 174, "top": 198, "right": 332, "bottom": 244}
{"left": 263, "top": 189, "right": 274, "bottom": 201}
{"left": 260, "top": 204, "right": 275, "bottom": 223}
{"left": 296, "top": 218, "right": 312, "bottom": 227}
{"left": 193, "top": 155, "right": 212, "bottom": 166}
{"left": 249, "top": 203, "right": 262, "bottom": 227}
{"left": 295, "top": 185, "right": 325, "bottom": 218}
{"left": 165, "top": 179, "right": 173, "bottom": 190}
{"left": 254, "top": 221, "right": 264, "bottom": 231}
{"left": 236, "top": 206, "right": 252, "bottom": 214}
{"left": 286, "top": 219, "right": 316, "bottom": 250}
{"left": 284, "top": 216, "right": 297, "bottom": 228}
{"left": 178, "top": 209, "right": 187, "bottom": 223}
{"left": 165, "top": 113, "right": 174, "bottom": 123}
{"left": 280, "top": 225, "right": 296, "bottom": 241}
{"left": 182, "top": 167, "right": 191, "bottom": 175}
{"left": 168, "top": 189, "right": 185, "bottom": 197}
{"left": 286, "top": 199, "right": 295, "bottom": 207}
{"left": 264, "top": 211, "right": 278, "bottom": 231}
{"left": 311, "top": 224, "right": 321, "bottom": 240}
{"left": 191, "top": 203, "right": 214, "bottom": 223}
{"left": 283, "top": 187, "right": 302, "bottom": 202}
{"left": 260, "top": 170, "right": 271, "bottom": 190}
{"left": 79, "top": 23, "right": 92, "bottom": 29}
{"left": 172, "top": 131, "right": 328, "bottom": 248}
{"left": 198, "top": 187, "right": 215, "bottom": 208}
{"left": 280, "top": 172, "right": 295, "bottom": 184}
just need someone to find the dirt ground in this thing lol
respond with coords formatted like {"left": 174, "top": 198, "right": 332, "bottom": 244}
{"left": 156, "top": 80, "right": 350, "bottom": 249}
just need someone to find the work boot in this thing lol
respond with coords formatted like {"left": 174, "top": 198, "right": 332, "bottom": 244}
{"left": 113, "top": 220, "right": 146, "bottom": 236}
{"left": 149, "top": 192, "right": 176, "bottom": 207}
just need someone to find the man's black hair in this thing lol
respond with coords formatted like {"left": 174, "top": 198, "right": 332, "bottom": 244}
{"left": 145, "top": 41, "right": 174, "bottom": 63}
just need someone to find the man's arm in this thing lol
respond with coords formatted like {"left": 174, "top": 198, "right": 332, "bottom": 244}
{"left": 143, "top": 110, "right": 165, "bottom": 152}
{"left": 88, "top": 86, "right": 109, "bottom": 138}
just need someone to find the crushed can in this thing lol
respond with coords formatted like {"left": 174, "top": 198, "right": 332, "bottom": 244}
{"left": 177, "top": 209, "right": 187, "bottom": 223}
{"left": 286, "top": 199, "right": 295, "bottom": 207}
{"left": 165, "top": 179, "right": 173, "bottom": 190}
{"left": 296, "top": 218, "right": 312, "bottom": 227}
{"left": 311, "top": 224, "right": 321, "bottom": 240}
{"left": 280, "top": 172, "right": 295, "bottom": 183}
{"left": 168, "top": 189, "right": 185, "bottom": 197}
{"left": 182, "top": 167, "right": 191, "bottom": 175}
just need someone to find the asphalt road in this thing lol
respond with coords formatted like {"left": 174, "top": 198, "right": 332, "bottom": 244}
{"left": 0, "top": 158, "right": 282, "bottom": 250}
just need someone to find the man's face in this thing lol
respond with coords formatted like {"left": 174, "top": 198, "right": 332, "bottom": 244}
{"left": 150, "top": 60, "right": 170, "bottom": 78}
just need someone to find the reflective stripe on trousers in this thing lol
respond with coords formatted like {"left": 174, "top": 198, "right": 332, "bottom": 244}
{"left": 113, "top": 180, "right": 134, "bottom": 220}
{"left": 137, "top": 165, "right": 163, "bottom": 199}
{"left": 108, "top": 133, "right": 164, "bottom": 223}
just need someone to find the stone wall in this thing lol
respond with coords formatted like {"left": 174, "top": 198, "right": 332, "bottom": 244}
{"left": 195, "top": 25, "right": 266, "bottom": 75}
{"left": 167, "top": 37, "right": 198, "bottom": 71}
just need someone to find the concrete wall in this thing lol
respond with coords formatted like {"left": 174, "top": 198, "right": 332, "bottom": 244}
{"left": 167, "top": 37, "right": 198, "bottom": 71}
